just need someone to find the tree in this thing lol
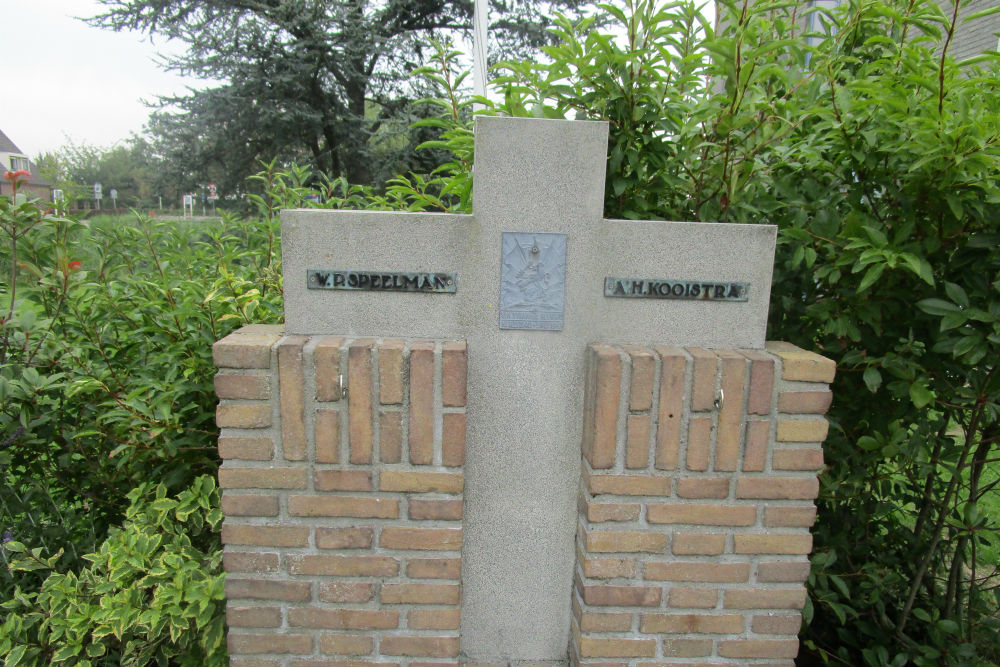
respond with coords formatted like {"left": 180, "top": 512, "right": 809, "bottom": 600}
{"left": 90, "top": 0, "right": 592, "bottom": 193}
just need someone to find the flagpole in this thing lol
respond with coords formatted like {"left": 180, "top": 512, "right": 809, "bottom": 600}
{"left": 473, "top": 0, "right": 488, "bottom": 99}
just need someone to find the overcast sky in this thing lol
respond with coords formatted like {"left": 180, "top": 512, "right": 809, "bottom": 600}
{"left": 3, "top": 0, "right": 205, "bottom": 157}
{"left": 4, "top": 1, "right": 717, "bottom": 160}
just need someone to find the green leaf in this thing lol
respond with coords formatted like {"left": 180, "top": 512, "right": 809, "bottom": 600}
{"left": 863, "top": 367, "right": 882, "bottom": 393}
{"left": 943, "top": 282, "right": 969, "bottom": 308}
{"left": 916, "top": 298, "right": 960, "bottom": 316}
{"left": 857, "top": 264, "right": 885, "bottom": 293}
{"left": 909, "top": 381, "right": 934, "bottom": 408}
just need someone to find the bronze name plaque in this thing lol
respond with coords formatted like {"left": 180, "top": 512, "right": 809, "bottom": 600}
{"left": 308, "top": 270, "right": 456, "bottom": 293}
{"left": 605, "top": 277, "right": 748, "bottom": 302}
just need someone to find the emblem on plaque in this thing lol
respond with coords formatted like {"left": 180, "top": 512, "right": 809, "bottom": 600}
{"left": 499, "top": 232, "right": 567, "bottom": 331}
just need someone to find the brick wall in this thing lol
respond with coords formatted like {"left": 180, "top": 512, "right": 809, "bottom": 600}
{"left": 573, "top": 342, "right": 834, "bottom": 666}
{"left": 214, "top": 325, "right": 467, "bottom": 666}
{"left": 213, "top": 326, "right": 833, "bottom": 665}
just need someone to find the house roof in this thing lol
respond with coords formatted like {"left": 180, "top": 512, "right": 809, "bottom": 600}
{"left": 0, "top": 129, "right": 23, "bottom": 154}
{"left": 0, "top": 129, "right": 51, "bottom": 188}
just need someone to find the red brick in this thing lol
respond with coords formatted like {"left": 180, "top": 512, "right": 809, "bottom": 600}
{"left": 380, "top": 636, "right": 459, "bottom": 658}
{"left": 381, "top": 583, "right": 460, "bottom": 604}
{"left": 409, "top": 499, "right": 463, "bottom": 521}
{"left": 222, "top": 524, "right": 309, "bottom": 548}
{"left": 409, "top": 609, "right": 461, "bottom": 630}
{"left": 227, "top": 606, "right": 281, "bottom": 628}
{"left": 380, "top": 411, "right": 403, "bottom": 463}
{"left": 742, "top": 349, "right": 775, "bottom": 415}
{"left": 218, "top": 436, "right": 274, "bottom": 461}
{"left": 626, "top": 414, "right": 651, "bottom": 469}
{"left": 315, "top": 526, "right": 374, "bottom": 549}
{"left": 735, "top": 534, "right": 813, "bottom": 555}
{"left": 222, "top": 494, "right": 279, "bottom": 517}
{"left": 288, "top": 608, "right": 398, "bottom": 630}
{"left": 584, "top": 469, "right": 671, "bottom": 496}
{"left": 289, "top": 555, "right": 399, "bottom": 577}
{"left": 315, "top": 409, "right": 340, "bottom": 463}
{"left": 647, "top": 504, "right": 756, "bottom": 526}
{"left": 314, "top": 336, "right": 344, "bottom": 401}
{"left": 379, "top": 340, "right": 405, "bottom": 404}
{"left": 752, "top": 613, "right": 802, "bottom": 635}
{"left": 213, "top": 327, "right": 282, "bottom": 369}
{"left": 737, "top": 477, "right": 819, "bottom": 500}
{"left": 442, "top": 341, "right": 467, "bottom": 407}
{"left": 348, "top": 340, "right": 375, "bottom": 464}
{"left": 773, "top": 447, "right": 825, "bottom": 470}
{"left": 442, "top": 412, "right": 466, "bottom": 467}
{"left": 228, "top": 632, "right": 312, "bottom": 655}
{"left": 223, "top": 552, "right": 279, "bottom": 573}
{"left": 580, "top": 582, "right": 661, "bottom": 607}
{"left": 226, "top": 578, "right": 311, "bottom": 602}
{"left": 625, "top": 345, "right": 656, "bottom": 412}
{"left": 219, "top": 466, "right": 307, "bottom": 490}
{"left": 766, "top": 342, "right": 836, "bottom": 383}
{"left": 318, "top": 581, "right": 375, "bottom": 603}
{"left": 672, "top": 533, "right": 726, "bottom": 555}
{"left": 584, "top": 529, "right": 668, "bottom": 554}
{"left": 409, "top": 342, "right": 435, "bottom": 465}
{"left": 278, "top": 336, "right": 308, "bottom": 460}
{"left": 380, "top": 527, "right": 462, "bottom": 551}
{"left": 718, "top": 638, "right": 800, "bottom": 659}
{"left": 654, "top": 347, "right": 686, "bottom": 470}
{"left": 380, "top": 471, "right": 463, "bottom": 494}
{"left": 581, "top": 553, "right": 637, "bottom": 579}
{"left": 757, "top": 561, "right": 811, "bottom": 583}
{"left": 314, "top": 469, "right": 373, "bottom": 492}
{"left": 216, "top": 403, "right": 271, "bottom": 429}
{"left": 644, "top": 562, "right": 750, "bottom": 582}
{"left": 578, "top": 636, "right": 656, "bottom": 658}
{"left": 579, "top": 611, "right": 632, "bottom": 632}
{"left": 639, "top": 613, "right": 743, "bottom": 634}
{"left": 687, "top": 347, "right": 718, "bottom": 412}
{"left": 777, "top": 418, "right": 829, "bottom": 443}
{"left": 764, "top": 506, "right": 817, "bottom": 528}
{"left": 668, "top": 587, "right": 718, "bottom": 608}
{"left": 289, "top": 496, "right": 398, "bottom": 518}
{"left": 676, "top": 477, "right": 729, "bottom": 499}
{"left": 716, "top": 350, "right": 746, "bottom": 471}
{"left": 686, "top": 417, "right": 712, "bottom": 471}
{"left": 319, "top": 633, "right": 374, "bottom": 656}
{"left": 778, "top": 390, "right": 833, "bottom": 415}
{"left": 580, "top": 496, "right": 641, "bottom": 523}
{"left": 583, "top": 344, "right": 621, "bottom": 469}
{"left": 662, "top": 638, "right": 713, "bottom": 657}
{"left": 406, "top": 558, "right": 461, "bottom": 579}
{"left": 743, "top": 419, "right": 769, "bottom": 472}
{"left": 725, "top": 588, "right": 807, "bottom": 609}
{"left": 215, "top": 373, "right": 271, "bottom": 400}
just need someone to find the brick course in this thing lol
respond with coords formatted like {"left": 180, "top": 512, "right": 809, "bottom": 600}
{"left": 214, "top": 329, "right": 465, "bottom": 666}
{"left": 573, "top": 343, "right": 832, "bottom": 665}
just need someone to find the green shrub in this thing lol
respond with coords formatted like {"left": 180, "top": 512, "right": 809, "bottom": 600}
{"left": 1, "top": 186, "right": 281, "bottom": 593}
{"left": 0, "top": 475, "right": 225, "bottom": 667}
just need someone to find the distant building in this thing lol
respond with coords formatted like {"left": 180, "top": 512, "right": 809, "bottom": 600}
{"left": 945, "top": 0, "right": 1000, "bottom": 62}
{"left": 0, "top": 129, "right": 52, "bottom": 200}
{"left": 717, "top": 0, "right": 1000, "bottom": 59}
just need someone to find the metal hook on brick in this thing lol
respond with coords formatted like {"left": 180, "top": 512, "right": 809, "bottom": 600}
{"left": 339, "top": 374, "right": 348, "bottom": 399}
{"left": 714, "top": 388, "right": 724, "bottom": 411}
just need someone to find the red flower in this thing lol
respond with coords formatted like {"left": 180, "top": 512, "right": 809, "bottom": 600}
{"left": 4, "top": 169, "right": 29, "bottom": 182}
{"left": 68, "top": 261, "right": 82, "bottom": 271}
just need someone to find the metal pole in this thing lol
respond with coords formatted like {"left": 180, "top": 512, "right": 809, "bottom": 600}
{"left": 473, "top": 0, "right": 488, "bottom": 98}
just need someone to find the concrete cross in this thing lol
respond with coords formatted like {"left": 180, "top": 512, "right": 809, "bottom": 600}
{"left": 281, "top": 116, "right": 776, "bottom": 662}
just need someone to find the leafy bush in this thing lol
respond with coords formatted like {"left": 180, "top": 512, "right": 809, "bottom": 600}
{"left": 481, "top": 0, "right": 1000, "bottom": 663}
{"left": 0, "top": 475, "right": 225, "bottom": 667}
